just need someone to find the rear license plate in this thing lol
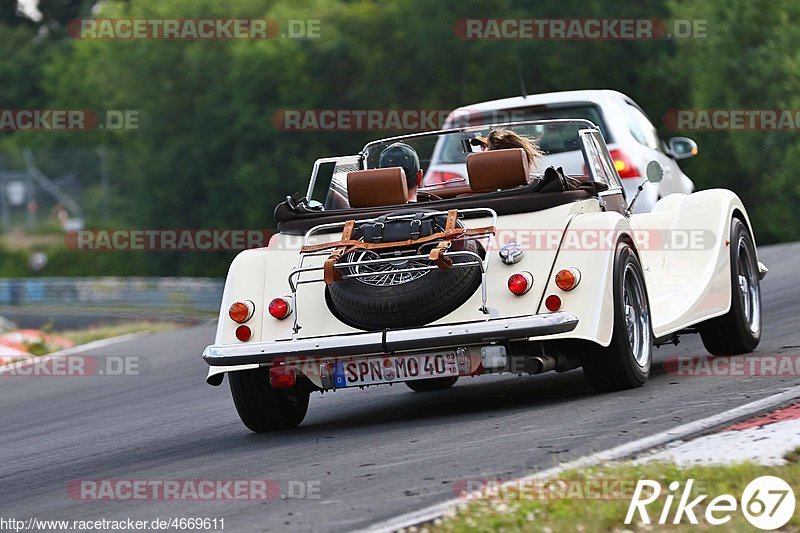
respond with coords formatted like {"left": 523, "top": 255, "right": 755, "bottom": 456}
{"left": 333, "top": 350, "right": 463, "bottom": 388}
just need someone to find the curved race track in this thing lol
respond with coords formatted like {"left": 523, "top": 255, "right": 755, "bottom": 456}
{"left": 1, "top": 242, "right": 799, "bottom": 532}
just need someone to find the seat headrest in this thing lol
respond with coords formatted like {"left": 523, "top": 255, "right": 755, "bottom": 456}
{"left": 347, "top": 167, "right": 408, "bottom": 208}
{"left": 467, "top": 148, "right": 530, "bottom": 192}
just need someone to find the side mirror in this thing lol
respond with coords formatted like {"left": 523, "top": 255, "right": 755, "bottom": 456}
{"left": 668, "top": 137, "right": 698, "bottom": 160}
{"left": 628, "top": 161, "right": 663, "bottom": 213}
{"left": 646, "top": 160, "right": 663, "bottom": 183}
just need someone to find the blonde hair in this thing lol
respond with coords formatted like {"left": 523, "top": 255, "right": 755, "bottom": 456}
{"left": 487, "top": 128, "right": 543, "bottom": 167}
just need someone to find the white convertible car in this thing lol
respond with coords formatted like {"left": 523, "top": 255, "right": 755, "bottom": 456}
{"left": 203, "top": 120, "right": 766, "bottom": 432}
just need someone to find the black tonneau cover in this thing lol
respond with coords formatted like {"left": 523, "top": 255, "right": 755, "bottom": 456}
{"left": 275, "top": 185, "right": 597, "bottom": 235}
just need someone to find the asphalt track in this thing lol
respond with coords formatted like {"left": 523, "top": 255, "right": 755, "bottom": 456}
{"left": 1, "top": 242, "right": 799, "bottom": 532}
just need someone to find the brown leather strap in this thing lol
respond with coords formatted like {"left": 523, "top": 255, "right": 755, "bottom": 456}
{"left": 323, "top": 219, "right": 355, "bottom": 285}
{"left": 301, "top": 225, "right": 495, "bottom": 254}
{"left": 323, "top": 249, "right": 345, "bottom": 284}
{"left": 445, "top": 209, "right": 458, "bottom": 231}
{"left": 428, "top": 241, "right": 453, "bottom": 269}
{"left": 430, "top": 209, "right": 460, "bottom": 270}
{"left": 341, "top": 219, "right": 354, "bottom": 240}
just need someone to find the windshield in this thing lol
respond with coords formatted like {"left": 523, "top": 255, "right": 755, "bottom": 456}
{"left": 364, "top": 119, "right": 592, "bottom": 169}
{"left": 438, "top": 104, "right": 609, "bottom": 164}
{"left": 315, "top": 119, "right": 603, "bottom": 207}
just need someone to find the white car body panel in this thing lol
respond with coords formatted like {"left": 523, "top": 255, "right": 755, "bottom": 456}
{"left": 633, "top": 190, "right": 751, "bottom": 335}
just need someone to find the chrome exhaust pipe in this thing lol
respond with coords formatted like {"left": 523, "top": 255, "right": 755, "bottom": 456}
{"left": 524, "top": 355, "right": 556, "bottom": 374}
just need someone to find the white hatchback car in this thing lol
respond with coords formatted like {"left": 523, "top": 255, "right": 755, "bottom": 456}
{"left": 425, "top": 89, "right": 698, "bottom": 212}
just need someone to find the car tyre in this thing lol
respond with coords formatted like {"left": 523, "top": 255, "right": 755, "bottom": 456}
{"left": 405, "top": 376, "right": 458, "bottom": 392}
{"left": 228, "top": 368, "right": 309, "bottom": 432}
{"left": 699, "top": 218, "right": 761, "bottom": 355}
{"left": 581, "top": 242, "right": 653, "bottom": 391}
{"left": 327, "top": 239, "right": 482, "bottom": 331}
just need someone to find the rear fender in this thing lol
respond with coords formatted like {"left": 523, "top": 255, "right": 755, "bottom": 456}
{"left": 530, "top": 211, "right": 631, "bottom": 347}
{"left": 207, "top": 247, "right": 276, "bottom": 385}
{"left": 214, "top": 235, "right": 302, "bottom": 347}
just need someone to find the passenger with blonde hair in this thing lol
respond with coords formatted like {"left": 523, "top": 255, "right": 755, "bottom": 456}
{"left": 473, "top": 128, "right": 543, "bottom": 182}
{"left": 487, "top": 128, "right": 542, "bottom": 165}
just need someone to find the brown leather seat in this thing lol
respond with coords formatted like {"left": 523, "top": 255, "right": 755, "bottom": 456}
{"left": 346, "top": 167, "right": 409, "bottom": 208}
{"left": 467, "top": 148, "right": 529, "bottom": 192}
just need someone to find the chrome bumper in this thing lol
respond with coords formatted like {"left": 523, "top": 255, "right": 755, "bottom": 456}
{"left": 202, "top": 312, "right": 578, "bottom": 366}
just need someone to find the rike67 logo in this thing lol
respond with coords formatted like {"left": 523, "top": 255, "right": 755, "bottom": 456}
{"left": 626, "top": 476, "right": 796, "bottom": 530}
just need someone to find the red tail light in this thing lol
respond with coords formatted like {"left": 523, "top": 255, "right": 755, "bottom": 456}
{"left": 508, "top": 272, "right": 533, "bottom": 295}
{"left": 608, "top": 149, "right": 641, "bottom": 179}
{"left": 235, "top": 325, "right": 252, "bottom": 341}
{"left": 545, "top": 295, "right": 562, "bottom": 312}
{"left": 424, "top": 171, "right": 463, "bottom": 187}
{"left": 268, "top": 297, "right": 292, "bottom": 320}
{"left": 269, "top": 366, "right": 297, "bottom": 388}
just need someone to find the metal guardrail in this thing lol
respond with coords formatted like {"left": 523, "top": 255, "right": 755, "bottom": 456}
{"left": 0, "top": 277, "right": 223, "bottom": 314}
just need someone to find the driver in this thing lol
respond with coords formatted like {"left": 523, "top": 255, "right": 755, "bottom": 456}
{"left": 378, "top": 142, "right": 422, "bottom": 202}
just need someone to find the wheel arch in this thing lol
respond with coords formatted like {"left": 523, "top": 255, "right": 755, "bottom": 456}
{"left": 731, "top": 206, "right": 759, "bottom": 260}
{"left": 533, "top": 211, "right": 632, "bottom": 347}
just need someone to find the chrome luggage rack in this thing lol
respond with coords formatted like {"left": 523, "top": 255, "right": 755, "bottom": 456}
{"left": 287, "top": 207, "right": 498, "bottom": 334}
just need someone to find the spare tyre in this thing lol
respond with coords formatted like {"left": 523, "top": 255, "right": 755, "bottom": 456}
{"left": 327, "top": 212, "right": 483, "bottom": 331}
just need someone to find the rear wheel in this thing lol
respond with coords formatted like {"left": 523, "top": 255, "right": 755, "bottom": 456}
{"left": 699, "top": 218, "right": 761, "bottom": 355}
{"left": 228, "top": 369, "right": 309, "bottom": 432}
{"left": 405, "top": 376, "right": 458, "bottom": 392}
{"left": 581, "top": 242, "right": 653, "bottom": 391}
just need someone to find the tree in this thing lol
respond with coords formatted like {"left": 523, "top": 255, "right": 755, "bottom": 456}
{"left": 668, "top": 0, "right": 800, "bottom": 243}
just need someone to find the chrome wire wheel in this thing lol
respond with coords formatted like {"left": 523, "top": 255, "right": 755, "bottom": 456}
{"left": 345, "top": 249, "right": 430, "bottom": 287}
{"left": 623, "top": 262, "right": 651, "bottom": 368}
{"left": 736, "top": 236, "right": 761, "bottom": 335}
